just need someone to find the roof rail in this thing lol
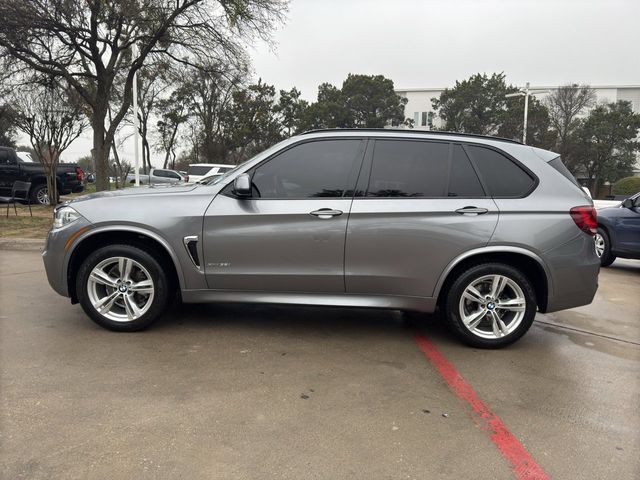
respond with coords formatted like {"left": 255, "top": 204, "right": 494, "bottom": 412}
{"left": 299, "top": 128, "right": 523, "bottom": 145}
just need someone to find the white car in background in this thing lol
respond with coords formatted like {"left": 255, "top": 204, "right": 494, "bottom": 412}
{"left": 582, "top": 187, "right": 622, "bottom": 209}
{"left": 187, "top": 163, "right": 234, "bottom": 183}
{"left": 126, "top": 168, "right": 187, "bottom": 185}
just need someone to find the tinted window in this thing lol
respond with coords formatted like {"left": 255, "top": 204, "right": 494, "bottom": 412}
{"left": 548, "top": 157, "right": 582, "bottom": 190}
{"left": 466, "top": 145, "right": 535, "bottom": 197}
{"left": 0, "top": 150, "right": 9, "bottom": 164}
{"left": 154, "top": 170, "right": 167, "bottom": 178}
{"left": 367, "top": 140, "right": 449, "bottom": 197}
{"left": 251, "top": 140, "right": 364, "bottom": 198}
{"left": 448, "top": 145, "right": 485, "bottom": 197}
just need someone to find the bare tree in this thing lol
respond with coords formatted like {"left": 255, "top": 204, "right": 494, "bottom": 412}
{"left": 12, "top": 79, "right": 87, "bottom": 205}
{"left": 544, "top": 84, "right": 596, "bottom": 163}
{"left": 0, "top": 0, "right": 287, "bottom": 191}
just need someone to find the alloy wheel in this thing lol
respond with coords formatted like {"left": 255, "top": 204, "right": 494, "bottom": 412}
{"left": 594, "top": 233, "right": 605, "bottom": 258}
{"left": 458, "top": 274, "right": 527, "bottom": 340}
{"left": 86, "top": 256, "right": 155, "bottom": 322}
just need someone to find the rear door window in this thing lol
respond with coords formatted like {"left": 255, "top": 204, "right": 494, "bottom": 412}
{"left": 448, "top": 145, "right": 485, "bottom": 197}
{"left": 465, "top": 145, "right": 536, "bottom": 197}
{"left": 367, "top": 140, "right": 449, "bottom": 197}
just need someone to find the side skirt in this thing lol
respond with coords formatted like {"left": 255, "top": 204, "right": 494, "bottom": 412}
{"left": 180, "top": 289, "right": 437, "bottom": 313}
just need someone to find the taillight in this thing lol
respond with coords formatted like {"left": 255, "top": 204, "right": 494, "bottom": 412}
{"left": 570, "top": 206, "right": 597, "bottom": 235}
{"left": 75, "top": 167, "right": 84, "bottom": 182}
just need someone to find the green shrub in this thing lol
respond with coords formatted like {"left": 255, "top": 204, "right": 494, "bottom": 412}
{"left": 612, "top": 176, "right": 640, "bottom": 196}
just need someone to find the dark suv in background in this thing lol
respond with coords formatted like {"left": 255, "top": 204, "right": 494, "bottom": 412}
{"left": 43, "top": 129, "right": 599, "bottom": 348}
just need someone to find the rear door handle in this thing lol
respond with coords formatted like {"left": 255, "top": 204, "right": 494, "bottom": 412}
{"left": 455, "top": 206, "right": 489, "bottom": 215}
{"left": 310, "top": 208, "right": 343, "bottom": 219}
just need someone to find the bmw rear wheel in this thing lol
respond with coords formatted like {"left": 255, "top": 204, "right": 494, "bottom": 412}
{"left": 444, "top": 263, "right": 537, "bottom": 348}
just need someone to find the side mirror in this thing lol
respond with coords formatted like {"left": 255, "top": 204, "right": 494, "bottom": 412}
{"left": 233, "top": 173, "right": 252, "bottom": 197}
{"left": 622, "top": 198, "right": 634, "bottom": 209}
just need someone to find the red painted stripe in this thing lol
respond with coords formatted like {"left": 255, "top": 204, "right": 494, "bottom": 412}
{"left": 414, "top": 335, "right": 550, "bottom": 480}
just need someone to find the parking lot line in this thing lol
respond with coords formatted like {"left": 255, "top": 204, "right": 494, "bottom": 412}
{"left": 414, "top": 334, "right": 550, "bottom": 480}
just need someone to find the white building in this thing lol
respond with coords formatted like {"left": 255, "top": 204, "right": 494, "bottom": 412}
{"left": 395, "top": 85, "right": 640, "bottom": 177}
{"left": 395, "top": 85, "right": 640, "bottom": 131}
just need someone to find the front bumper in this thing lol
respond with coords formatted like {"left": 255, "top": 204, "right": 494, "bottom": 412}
{"left": 42, "top": 217, "right": 92, "bottom": 298}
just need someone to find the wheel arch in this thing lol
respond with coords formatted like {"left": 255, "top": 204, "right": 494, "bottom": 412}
{"left": 66, "top": 226, "right": 184, "bottom": 303}
{"left": 434, "top": 247, "right": 552, "bottom": 313}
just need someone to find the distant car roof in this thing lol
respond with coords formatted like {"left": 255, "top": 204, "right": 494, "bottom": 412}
{"left": 189, "top": 163, "right": 234, "bottom": 168}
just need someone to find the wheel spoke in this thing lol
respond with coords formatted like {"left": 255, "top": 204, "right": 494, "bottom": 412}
{"left": 123, "top": 294, "right": 141, "bottom": 320}
{"left": 489, "top": 312, "right": 504, "bottom": 337}
{"left": 462, "top": 285, "right": 485, "bottom": 304}
{"left": 95, "top": 290, "right": 119, "bottom": 314}
{"left": 496, "top": 298, "right": 526, "bottom": 312}
{"left": 463, "top": 308, "right": 487, "bottom": 329}
{"left": 129, "top": 279, "right": 153, "bottom": 294}
{"left": 119, "top": 258, "right": 132, "bottom": 281}
{"left": 490, "top": 275, "right": 508, "bottom": 299}
{"left": 89, "top": 268, "right": 118, "bottom": 288}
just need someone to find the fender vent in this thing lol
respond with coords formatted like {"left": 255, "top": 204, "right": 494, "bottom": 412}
{"left": 183, "top": 236, "right": 200, "bottom": 268}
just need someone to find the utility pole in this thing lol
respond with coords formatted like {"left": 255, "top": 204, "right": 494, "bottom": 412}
{"left": 505, "top": 82, "right": 549, "bottom": 144}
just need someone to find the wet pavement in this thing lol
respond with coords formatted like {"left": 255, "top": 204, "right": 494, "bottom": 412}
{"left": 1, "top": 250, "right": 638, "bottom": 479}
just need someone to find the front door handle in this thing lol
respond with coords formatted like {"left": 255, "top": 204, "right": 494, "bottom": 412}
{"left": 310, "top": 208, "right": 343, "bottom": 219}
{"left": 455, "top": 206, "right": 489, "bottom": 216}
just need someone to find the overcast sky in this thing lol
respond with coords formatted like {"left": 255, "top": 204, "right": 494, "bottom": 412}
{"left": 252, "top": 0, "right": 640, "bottom": 99}
{"left": 53, "top": 0, "right": 640, "bottom": 163}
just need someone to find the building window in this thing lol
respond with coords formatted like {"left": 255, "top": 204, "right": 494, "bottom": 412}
{"left": 413, "top": 112, "right": 419, "bottom": 127}
{"left": 421, "top": 112, "right": 428, "bottom": 126}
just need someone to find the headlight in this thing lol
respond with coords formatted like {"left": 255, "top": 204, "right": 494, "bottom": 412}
{"left": 53, "top": 206, "right": 81, "bottom": 229}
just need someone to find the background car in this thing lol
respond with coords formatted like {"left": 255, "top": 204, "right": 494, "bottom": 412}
{"left": 187, "top": 163, "right": 234, "bottom": 183}
{"left": 0, "top": 147, "right": 84, "bottom": 204}
{"left": 594, "top": 192, "right": 640, "bottom": 266}
{"left": 126, "top": 168, "right": 187, "bottom": 185}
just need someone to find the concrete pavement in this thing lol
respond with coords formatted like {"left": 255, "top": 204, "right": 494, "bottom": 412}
{"left": 1, "top": 250, "right": 638, "bottom": 479}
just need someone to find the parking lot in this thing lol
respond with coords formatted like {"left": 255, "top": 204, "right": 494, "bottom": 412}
{"left": 1, "top": 249, "right": 638, "bottom": 480}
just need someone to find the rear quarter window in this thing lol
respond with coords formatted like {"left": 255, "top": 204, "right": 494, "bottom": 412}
{"left": 548, "top": 157, "right": 582, "bottom": 190}
{"left": 465, "top": 145, "right": 536, "bottom": 197}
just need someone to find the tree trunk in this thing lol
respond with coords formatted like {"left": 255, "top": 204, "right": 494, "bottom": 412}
{"left": 92, "top": 114, "right": 111, "bottom": 192}
{"left": 44, "top": 158, "right": 59, "bottom": 207}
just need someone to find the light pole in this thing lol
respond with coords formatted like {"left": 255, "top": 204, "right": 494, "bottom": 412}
{"left": 132, "top": 44, "right": 141, "bottom": 187}
{"left": 505, "top": 82, "right": 549, "bottom": 144}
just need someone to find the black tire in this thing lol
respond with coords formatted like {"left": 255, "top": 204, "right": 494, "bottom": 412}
{"left": 76, "top": 244, "right": 170, "bottom": 331}
{"left": 443, "top": 263, "right": 537, "bottom": 348}
{"left": 596, "top": 227, "right": 616, "bottom": 267}
{"left": 30, "top": 184, "right": 49, "bottom": 205}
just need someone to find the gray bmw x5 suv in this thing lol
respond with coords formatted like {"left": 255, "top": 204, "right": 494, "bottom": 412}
{"left": 43, "top": 129, "right": 599, "bottom": 347}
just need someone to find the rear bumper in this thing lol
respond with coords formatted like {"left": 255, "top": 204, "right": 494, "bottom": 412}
{"left": 544, "top": 233, "right": 600, "bottom": 313}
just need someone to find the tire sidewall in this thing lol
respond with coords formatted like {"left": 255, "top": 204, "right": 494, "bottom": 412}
{"left": 31, "top": 184, "right": 49, "bottom": 205}
{"left": 596, "top": 227, "right": 615, "bottom": 267}
{"left": 76, "top": 244, "right": 169, "bottom": 331}
{"left": 445, "top": 263, "right": 537, "bottom": 348}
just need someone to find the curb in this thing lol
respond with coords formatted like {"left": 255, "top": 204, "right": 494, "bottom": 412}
{"left": 0, "top": 238, "right": 45, "bottom": 252}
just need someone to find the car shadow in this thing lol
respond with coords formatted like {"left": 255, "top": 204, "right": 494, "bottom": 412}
{"left": 155, "top": 301, "right": 453, "bottom": 342}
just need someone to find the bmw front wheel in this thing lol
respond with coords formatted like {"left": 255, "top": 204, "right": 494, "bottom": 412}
{"left": 76, "top": 245, "right": 170, "bottom": 331}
